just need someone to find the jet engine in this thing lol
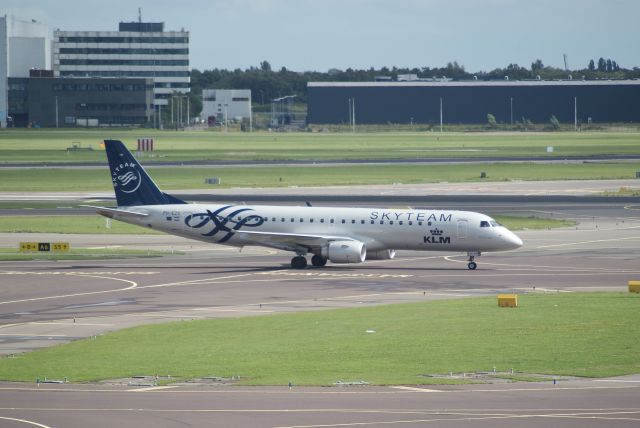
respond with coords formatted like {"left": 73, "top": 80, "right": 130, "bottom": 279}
{"left": 366, "top": 249, "right": 396, "bottom": 260}
{"left": 322, "top": 240, "right": 366, "bottom": 264}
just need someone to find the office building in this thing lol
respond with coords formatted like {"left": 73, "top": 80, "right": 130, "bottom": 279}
{"left": 53, "top": 21, "right": 189, "bottom": 106}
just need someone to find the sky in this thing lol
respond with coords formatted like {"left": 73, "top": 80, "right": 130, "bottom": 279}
{"left": 3, "top": 0, "right": 639, "bottom": 72}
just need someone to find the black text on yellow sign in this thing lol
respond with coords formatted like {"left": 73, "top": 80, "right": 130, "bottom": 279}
{"left": 19, "top": 242, "right": 70, "bottom": 252}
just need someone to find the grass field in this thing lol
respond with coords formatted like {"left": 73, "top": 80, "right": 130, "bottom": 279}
{"left": 0, "top": 215, "right": 160, "bottom": 234}
{"left": 0, "top": 293, "right": 637, "bottom": 384}
{"left": 2, "top": 162, "right": 640, "bottom": 192}
{"left": 0, "top": 247, "right": 172, "bottom": 261}
{"left": 0, "top": 215, "right": 573, "bottom": 234}
{"left": 1, "top": 129, "right": 639, "bottom": 163}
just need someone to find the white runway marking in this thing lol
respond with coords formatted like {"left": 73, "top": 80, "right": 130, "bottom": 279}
{"left": 390, "top": 386, "right": 441, "bottom": 393}
{"left": 129, "top": 385, "right": 178, "bottom": 392}
{"left": 0, "top": 273, "right": 137, "bottom": 306}
{"left": 0, "top": 416, "right": 52, "bottom": 428}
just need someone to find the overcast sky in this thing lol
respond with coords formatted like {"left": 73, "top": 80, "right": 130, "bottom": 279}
{"left": 3, "top": 0, "right": 639, "bottom": 72}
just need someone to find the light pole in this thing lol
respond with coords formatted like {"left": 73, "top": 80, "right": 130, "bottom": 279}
{"left": 439, "top": 97, "right": 443, "bottom": 133}
{"left": 510, "top": 97, "right": 513, "bottom": 125}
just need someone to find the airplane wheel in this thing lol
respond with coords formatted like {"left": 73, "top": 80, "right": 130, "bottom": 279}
{"left": 467, "top": 261, "right": 477, "bottom": 270}
{"left": 311, "top": 254, "right": 327, "bottom": 267}
{"left": 291, "top": 256, "right": 307, "bottom": 269}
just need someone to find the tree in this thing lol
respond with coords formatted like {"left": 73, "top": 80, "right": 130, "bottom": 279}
{"left": 597, "top": 57, "right": 606, "bottom": 72}
{"left": 486, "top": 113, "right": 498, "bottom": 129}
{"left": 531, "top": 59, "right": 544, "bottom": 71}
{"left": 549, "top": 115, "right": 560, "bottom": 130}
{"left": 260, "top": 60, "right": 272, "bottom": 72}
{"left": 588, "top": 59, "right": 595, "bottom": 71}
{"left": 606, "top": 59, "right": 613, "bottom": 72}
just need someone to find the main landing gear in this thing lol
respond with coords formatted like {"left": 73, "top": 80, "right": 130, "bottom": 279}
{"left": 311, "top": 254, "right": 327, "bottom": 267}
{"left": 290, "top": 254, "right": 328, "bottom": 269}
{"left": 467, "top": 251, "right": 480, "bottom": 270}
{"left": 291, "top": 256, "right": 307, "bottom": 269}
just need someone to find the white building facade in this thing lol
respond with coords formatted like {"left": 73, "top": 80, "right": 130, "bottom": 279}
{"left": 53, "top": 22, "right": 189, "bottom": 106}
{"left": 0, "top": 15, "right": 51, "bottom": 127}
{"left": 202, "top": 89, "right": 251, "bottom": 124}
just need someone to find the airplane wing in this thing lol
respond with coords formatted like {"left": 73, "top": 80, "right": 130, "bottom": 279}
{"left": 232, "top": 229, "right": 356, "bottom": 248}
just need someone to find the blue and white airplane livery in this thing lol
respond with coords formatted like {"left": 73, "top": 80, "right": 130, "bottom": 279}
{"left": 89, "top": 140, "right": 523, "bottom": 270}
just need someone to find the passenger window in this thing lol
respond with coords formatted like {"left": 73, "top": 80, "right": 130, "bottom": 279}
{"left": 310, "top": 218, "right": 314, "bottom": 223}
{"left": 291, "top": 218, "right": 294, "bottom": 222}
{"left": 341, "top": 219, "right": 346, "bottom": 224}
{"left": 300, "top": 218, "right": 304, "bottom": 223}
{"left": 281, "top": 218, "right": 285, "bottom": 222}
{"left": 351, "top": 219, "right": 356, "bottom": 224}
{"left": 408, "top": 221, "right": 413, "bottom": 226}
{"left": 330, "top": 219, "right": 335, "bottom": 224}
{"left": 371, "top": 220, "right": 375, "bottom": 224}
{"left": 389, "top": 221, "right": 394, "bottom": 225}
{"left": 361, "top": 220, "right": 365, "bottom": 224}
{"left": 399, "top": 221, "right": 403, "bottom": 225}
{"left": 380, "top": 220, "right": 384, "bottom": 225}
{"left": 272, "top": 217, "right": 276, "bottom": 222}
{"left": 320, "top": 219, "right": 325, "bottom": 223}
{"left": 481, "top": 221, "right": 490, "bottom": 228}
{"left": 418, "top": 221, "right": 422, "bottom": 226}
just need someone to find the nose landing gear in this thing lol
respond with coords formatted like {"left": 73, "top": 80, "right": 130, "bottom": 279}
{"left": 467, "top": 251, "right": 481, "bottom": 270}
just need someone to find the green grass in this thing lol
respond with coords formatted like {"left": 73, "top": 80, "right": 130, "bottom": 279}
{"left": 0, "top": 215, "right": 571, "bottom": 234}
{"left": 2, "top": 162, "right": 640, "bottom": 192}
{"left": 0, "top": 129, "right": 639, "bottom": 163}
{"left": 0, "top": 247, "right": 173, "bottom": 261}
{"left": 0, "top": 201, "right": 84, "bottom": 209}
{"left": 0, "top": 215, "right": 160, "bottom": 234}
{"left": 601, "top": 186, "right": 640, "bottom": 197}
{"left": 1, "top": 293, "right": 638, "bottom": 384}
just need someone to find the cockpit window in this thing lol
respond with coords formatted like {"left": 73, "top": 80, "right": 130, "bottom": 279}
{"left": 480, "top": 221, "right": 490, "bottom": 228}
{"left": 490, "top": 221, "right": 500, "bottom": 227}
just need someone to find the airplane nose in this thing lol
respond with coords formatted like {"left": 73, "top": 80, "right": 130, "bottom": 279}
{"left": 506, "top": 230, "right": 523, "bottom": 249}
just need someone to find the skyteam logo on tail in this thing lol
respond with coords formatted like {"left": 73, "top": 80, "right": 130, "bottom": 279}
{"left": 112, "top": 162, "right": 142, "bottom": 194}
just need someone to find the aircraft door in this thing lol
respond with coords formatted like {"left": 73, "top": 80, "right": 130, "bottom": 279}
{"left": 457, "top": 219, "right": 468, "bottom": 239}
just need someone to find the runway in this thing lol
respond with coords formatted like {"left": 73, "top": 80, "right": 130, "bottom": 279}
{"left": 1, "top": 192, "right": 639, "bottom": 427}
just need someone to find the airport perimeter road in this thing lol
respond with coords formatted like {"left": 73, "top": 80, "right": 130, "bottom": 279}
{"left": 1, "top": 376, "right": 639, "bottom": 428}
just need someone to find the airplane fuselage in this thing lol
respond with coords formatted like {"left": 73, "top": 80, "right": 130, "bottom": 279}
{"left": 108, "top": 203, "right": 522, "bottom": 254}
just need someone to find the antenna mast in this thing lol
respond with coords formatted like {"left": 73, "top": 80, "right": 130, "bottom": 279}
{"left": 138, "top": 7, "right": 142, "bottom": 23}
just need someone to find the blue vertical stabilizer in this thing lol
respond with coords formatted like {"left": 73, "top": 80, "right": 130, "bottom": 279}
{"left": 104, "top": 139, "right": 186, "bottom": 206}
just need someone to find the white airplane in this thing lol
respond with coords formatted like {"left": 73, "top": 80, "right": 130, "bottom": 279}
{"left": 88, "top": 140, "right": 523, "bottom": 270}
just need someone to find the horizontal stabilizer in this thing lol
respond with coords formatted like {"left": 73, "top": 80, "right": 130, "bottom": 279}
{"left": 81, "top": 205, "right": 149, "bottom": 219}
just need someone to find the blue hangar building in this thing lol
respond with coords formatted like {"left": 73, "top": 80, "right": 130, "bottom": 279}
{"left": 306, "top": 80, "right": 640, "bottom": 125}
